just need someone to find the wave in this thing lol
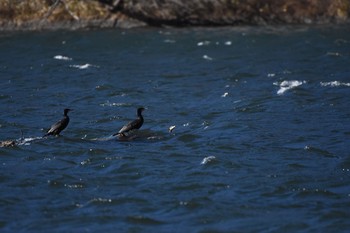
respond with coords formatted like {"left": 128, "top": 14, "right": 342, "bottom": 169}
{"left": 53, "top": 55, "right": 72, "bottom": 61}
{"left": 69, "top": 63, "right": 99, "bottom": 69}
{"left": 200, "top": 156, "right": 216, "bottom": 165}
{"left": 320, "top": 81, "right": 350, "bottom": 87}
{"left": 274, "top": 80, "right": 306, "bottom": 95}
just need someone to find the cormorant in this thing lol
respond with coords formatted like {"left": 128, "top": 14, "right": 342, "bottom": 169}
{"left": 44, "top": 108, "right": 72, "bottom": 137}
{"left": 113, "top": 107, "right": 145, "bottom": 137}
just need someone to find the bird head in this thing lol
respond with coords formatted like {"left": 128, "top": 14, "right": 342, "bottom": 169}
{"left": 64, "top": 108, "right": 73, "bottom": 115}
{"left": 137, "top": 107, "right": 145, "bottom": 116}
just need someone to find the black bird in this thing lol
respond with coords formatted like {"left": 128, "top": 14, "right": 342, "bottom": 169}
{"left": 44, "top": 108, "right": 72, "bottom": 137}
{"left": 113, "top": 107, "right": 145, "bottom": 137}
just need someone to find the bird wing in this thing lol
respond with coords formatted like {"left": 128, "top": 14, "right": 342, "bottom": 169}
{"left": 117, "top": 118, "right": 143, "bottom": 135}
{"left": 118, "top": 120, "right": 136, "bottom": 133}
{"left": 47, "top": 118, "right": 69, "bottom": 134}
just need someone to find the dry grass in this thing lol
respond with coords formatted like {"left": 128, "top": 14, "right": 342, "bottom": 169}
{"left": 0, "top": 0, "right": 110, "bottom": 21}
{"left": 0, "top": 0, "right": 349, "bottom": 29}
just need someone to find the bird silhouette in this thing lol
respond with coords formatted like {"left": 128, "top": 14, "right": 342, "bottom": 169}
{"left": 44, "top": 108, "right": 72, "bottom": 137}
{"left": 113, "top": 107, "right": 145, "bottom": 137}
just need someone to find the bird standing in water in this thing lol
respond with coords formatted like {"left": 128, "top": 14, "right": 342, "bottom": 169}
{"left": 114, "top": 107, "right": 145, "bottom": 137}
{"left": 44, "top": 108, "right": 72, "bottom": 137}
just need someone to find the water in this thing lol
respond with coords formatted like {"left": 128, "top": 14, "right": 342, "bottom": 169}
{"left": 1, "top": 26, "right": 350, "bottom": 232}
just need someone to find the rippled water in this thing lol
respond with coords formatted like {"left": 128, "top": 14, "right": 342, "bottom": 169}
{"left": 1, "top": 26, "right": 350, "bottom": 232}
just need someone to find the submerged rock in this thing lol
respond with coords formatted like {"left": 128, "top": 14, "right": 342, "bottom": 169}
{"left": 0, "top": 0, "right": 349, "bottom": 30}
{"left": 0, "top": 140, "right": 17, "bottom": 147}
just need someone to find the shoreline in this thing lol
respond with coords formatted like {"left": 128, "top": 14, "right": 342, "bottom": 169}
{"left": 0, "top": 0, "right": 349, "bottom": 31}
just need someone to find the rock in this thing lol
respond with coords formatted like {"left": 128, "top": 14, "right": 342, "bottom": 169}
{"left": 0, "top": 140, "right": 17, "bottom": 147}
{"left": 0, "top": 0, "right": 349, "bottom": 30}
{"left": 121, "top": 0, "right": 350, "bottom": 26}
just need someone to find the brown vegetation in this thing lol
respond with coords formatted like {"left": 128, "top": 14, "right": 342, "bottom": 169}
{"left": 120, "top": 0, "right": 350, "bottom": 26}
{"left": 0, "top": 0, "right": 349, "bottom": 30}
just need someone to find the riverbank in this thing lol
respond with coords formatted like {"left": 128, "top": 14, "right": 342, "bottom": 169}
{"left": 0, "top": 0, "right": 349, "bottom": 30}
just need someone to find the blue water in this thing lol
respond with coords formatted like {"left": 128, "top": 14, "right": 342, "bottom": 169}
{"left": 1, "top": 26, "right": 350, "bottom": 232}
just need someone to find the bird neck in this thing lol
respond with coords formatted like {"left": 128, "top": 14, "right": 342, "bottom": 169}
{"left": 137, "top": 111, "right": 143, "bottom": 118}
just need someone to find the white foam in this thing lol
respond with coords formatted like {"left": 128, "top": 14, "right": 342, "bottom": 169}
{"left": 99, "top": 101, "right": 128, "bottom": 107}
{"left": 53, "top": 55, "right": 72, "bottom": 61}
{"left": 320, "top": 81, "right": 350, "bottom": 87}
{"left": 164, "top": 39, "right": 176, "bottom": 43}
{"left": 197, "top": 41, "right": 210, "bottom": 46}
{"left": 70, "top": 63, "right": 98, "bottom": 69}
{"left": 201, "top": 156, "right": 216, "bottom": 165}
{"left": 203, "top": 55, "right": 213, "bottom": 60}
{"left": 17, "top": 137, "right": 42, "bottom": 146}
{"left": 221, "top": 92, "right": 229, "bottom": 97}
{"left": 275, "top": 80, "right": 306, "bottom": 95}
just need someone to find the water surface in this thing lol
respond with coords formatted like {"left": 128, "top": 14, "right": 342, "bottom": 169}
{"left": 1, "top": 26, "right": 350, "bottom": 232}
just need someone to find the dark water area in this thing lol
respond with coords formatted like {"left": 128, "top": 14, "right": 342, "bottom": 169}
{"left": 0, "top": 26, "right": 350, "bottom": 232}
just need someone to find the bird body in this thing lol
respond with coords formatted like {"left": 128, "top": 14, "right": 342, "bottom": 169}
{"left": 114, "top": 107, "right": 145, "bottom": 137}
{"left": 44, "top": 108, "right": 72, "bottom": 137}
